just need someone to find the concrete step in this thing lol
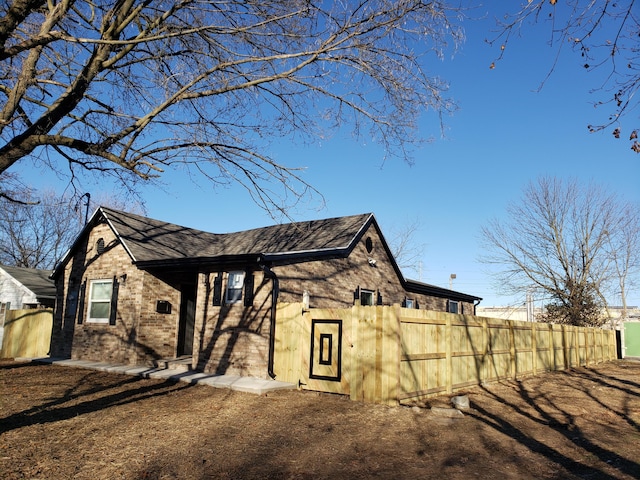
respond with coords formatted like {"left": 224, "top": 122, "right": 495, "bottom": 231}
{"left": 153, "top": 356, "right": 193, "bottom": 372}
{"left": 29, "top": 357, "right": 297, "bottom": 395}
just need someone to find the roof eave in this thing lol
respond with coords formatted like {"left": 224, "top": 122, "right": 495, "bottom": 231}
{"left": 135, "top": 253, "right": 260, "bottom": 270}
{"left": 404, "top": 279, "right": 482, "bottom": 303}
{"left": 259, "top": 247, "right": 351, "bottom": 264}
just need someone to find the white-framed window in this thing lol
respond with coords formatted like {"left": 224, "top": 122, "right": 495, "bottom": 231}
{"left": 88, "top": 279, "right": 113, "bottom": 323}
{"left": 448, "top": 300, "right": 459, "bottom": 314}
{"left": 226, "top": 271, "right": 245, "bottom": 304}
{"left": 360, "top": 289, "right": 375, "bottom": 306}
{"left": 405, "top": 298, "right": 414, "bottom": 309}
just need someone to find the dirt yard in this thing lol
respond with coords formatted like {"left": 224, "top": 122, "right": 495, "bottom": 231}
{"left": 1, "top": 359, "right": 639, "bottom": 480}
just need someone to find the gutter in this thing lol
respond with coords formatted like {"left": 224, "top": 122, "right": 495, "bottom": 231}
{"left": 258, "top": 256, "right": 279, "bottom": 379}
{"left": 474, "top": 298, "right": 482, "bottom": 316}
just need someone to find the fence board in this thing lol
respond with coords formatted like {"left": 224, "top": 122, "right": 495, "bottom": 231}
{"left": 273, "top": 302, "right": 303, "bottom": 383}
{"left": 274, "top": 303, "right": 617, "bottom": 405}
{"left": 1, "top": 309, "right": 53, "bottom": 358}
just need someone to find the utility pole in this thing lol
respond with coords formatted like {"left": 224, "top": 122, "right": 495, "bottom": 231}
{"left": 526, "top": 287, "right": 535, "bottom": 322}
{"left": 76, "top": 193, "right": 91, "bottom": 225}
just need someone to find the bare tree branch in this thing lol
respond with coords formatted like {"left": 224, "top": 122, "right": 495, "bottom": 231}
{"left": 0, "top": 0, "right": 464, "bottom": 214}
{"left": 0, "top": 186, "right": 145, "bottom": 268}
{"left": 388, "top": 218, "right": 426, "bottom": 279}
{"left": 487, "top": 1, "right": 639, "bottom": 152}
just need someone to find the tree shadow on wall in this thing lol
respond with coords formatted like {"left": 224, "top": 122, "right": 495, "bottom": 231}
{"left": 49, "top": 236, "right": 121, "bottom": 359}
{"left": 197, "top": 276, "right": 272, "bottom": 375}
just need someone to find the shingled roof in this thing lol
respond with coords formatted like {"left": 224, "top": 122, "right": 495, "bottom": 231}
{"left": 72, "top": 208, "right": 374, "bottom": 266}
{"left": 0, "top": 265, "right": 56, "bottom": 301}
{"left": 53, "top": 207, "right": 481, "bottom": 303}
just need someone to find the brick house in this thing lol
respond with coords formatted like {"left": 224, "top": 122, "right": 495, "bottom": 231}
{"left": 50, "top": 207, "right": 481, "bottom": 379}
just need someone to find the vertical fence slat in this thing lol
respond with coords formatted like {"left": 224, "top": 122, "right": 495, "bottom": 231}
{"left": 274, "top": 303, "right": 616, "bottom": 405}
{"left": 445, "top": 313, "right": 453, "bottom": 394}
{"left": 531, "top": 321, "right": 537, "bottom": 375}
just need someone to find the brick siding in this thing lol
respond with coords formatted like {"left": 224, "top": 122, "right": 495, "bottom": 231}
{"left": 51, "top": 223, "right": 178, "bottom": 365}
{"left": 52, "top": 220, "right": 475, "bottom": 378}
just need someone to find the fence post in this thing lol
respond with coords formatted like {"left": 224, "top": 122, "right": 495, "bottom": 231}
{"left": 531, "top": 321, "right": 537, "bottom": 376}
{"left": 481, "top": 316, "right": 488, "bottom": 384}
{"left": 547, "top": 323, "right": 556, "bottom": 372}
{"left": 389, "top": 304, "right": 402, "bottom": 406}
{"left": 350, "top": 304, "right": 364, "bottom": 402}
{"left": 585, "top": 328, "right": 590, "bottom": 366}
{"left": 561, "top": 325, "right": 568, "bottom": 369}
{"left": 509, "top": 320, "right": 516, "bottom": 379}
{"left": 445, "top": 313, "right": 453, "bottom": 394}
{"left": 374, "top": 305, "right": 383, "bottom": 403}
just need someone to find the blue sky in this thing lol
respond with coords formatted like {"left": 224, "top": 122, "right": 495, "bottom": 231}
{"left": 14, "top": 5, "right": 640, "bottom": 308}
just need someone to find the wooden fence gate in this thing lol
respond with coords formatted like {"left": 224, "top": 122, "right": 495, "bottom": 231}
{"left": 0, "top": 308, "right": 53, "bottom": 359}
{"left": 274, "top": 303, "right": 617, "bottom": 405}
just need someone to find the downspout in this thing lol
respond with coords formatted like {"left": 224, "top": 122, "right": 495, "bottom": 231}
{"left": 259, "top": 256, "right": 279, "bottom": 379}
{"left": 474, "top": 298, "right": 482, "bottom": 316}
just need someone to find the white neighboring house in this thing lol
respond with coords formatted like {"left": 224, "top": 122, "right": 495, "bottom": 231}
{"left": 0, "top": 265, "right": 56, "bottom": 346}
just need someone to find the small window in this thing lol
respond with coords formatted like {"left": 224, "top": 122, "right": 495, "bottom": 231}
{"left": 88, "top": 279, "right": 113, "bottom": 323}
{"left": 404, "top": 298, "right": 414, "bottom": 309}
{"left": 226, "top": 271, "right": 245, "bottom": 304}
{"left": 448, "top": 300, "right": 459, "bottom": 314}
{"left": 360, "top": 289, "right": 375, "bottom": 306}
{"left": 96, "top": 238, "right": 105, "bottom": 255}
{"left": 365, "top": 237, "right": 374, "bottom": 253}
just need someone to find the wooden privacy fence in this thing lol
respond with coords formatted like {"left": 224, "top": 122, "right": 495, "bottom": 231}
{"left": 274, "top": 303, "right": 617, "bottom": 405}
{"left": 0, "top": 309, "right": 53, "bottom": 359}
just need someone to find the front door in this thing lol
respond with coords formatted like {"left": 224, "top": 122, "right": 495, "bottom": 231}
{"left": 177, "top": 284, "right": 196, "bottom": 356}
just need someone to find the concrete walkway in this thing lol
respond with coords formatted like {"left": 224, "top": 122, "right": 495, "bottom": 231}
{"left": 23, "top": 357, "right": 297, "bottom": 395}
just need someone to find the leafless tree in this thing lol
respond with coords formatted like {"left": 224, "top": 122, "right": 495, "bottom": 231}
{"left": 604, "top": 203, "right": 640, "bottom": 320}
{"left": 488, "top": 1, "right": 639, "bottom": 153}
{"left": 0, "top": 188, "right": 143, "bottom": 269}
{"left": 388, "top": 218, "right": 426, "bottom": 280}
{"left": 480, "top": 176, "right": 640, "bottom": 327}
{"left": 0, "top": 189, "right": 83, "bottom": 268}
{"left": 0, "top": 0, "right": 464, "bottom": 213}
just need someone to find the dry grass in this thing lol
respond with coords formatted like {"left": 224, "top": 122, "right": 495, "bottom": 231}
{"left": 1, "top": 359, "right": 639, "bottom": 479}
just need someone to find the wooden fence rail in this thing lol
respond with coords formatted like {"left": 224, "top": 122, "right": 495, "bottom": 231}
{"left": 0, "top": 309, "right": 53, "bottom": 359}
{"left": 274, "top": 303, "right": 617, "bottom": 405}
{"left": 397, "top": 309, "right": 615, "bottom": 403}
